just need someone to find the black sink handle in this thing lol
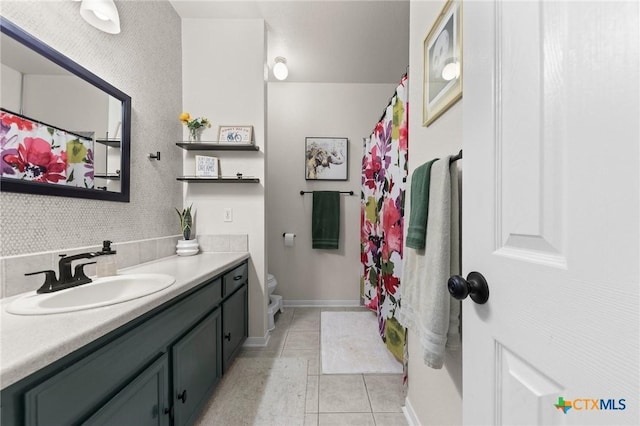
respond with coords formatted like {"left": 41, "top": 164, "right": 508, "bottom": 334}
{"left": 24, "top": 270, "right": 58, "bottom": 293}
{"left": 74, "top": 262, "right": 96, "bottom": 285}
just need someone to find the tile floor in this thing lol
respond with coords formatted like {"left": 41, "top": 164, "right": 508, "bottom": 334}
{"left": 196, "top": 307, "right": 408, "bottom": 426}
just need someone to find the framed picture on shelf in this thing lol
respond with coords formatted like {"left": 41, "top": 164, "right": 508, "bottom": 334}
{"left": 217, "top": 126, "right": 253, "bottom": 144}
{"left": 195, "top": 155, "right": 219, "bottom": 177}
{"left": 304, "top": 137, "right": 348, "bottom": 181}
{"left": 423, "top": 0, "right": 463, "bottom": 127}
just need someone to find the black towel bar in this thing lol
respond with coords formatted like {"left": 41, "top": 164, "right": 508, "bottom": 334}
{"left": 300, "top": 191, "right": 354, "bottom": 196}
{"left": 449, "top": 149, "right": 463, "bottom": 164}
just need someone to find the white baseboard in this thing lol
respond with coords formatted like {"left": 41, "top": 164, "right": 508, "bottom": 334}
{"left": 243, "top": 333, "right": 270, "bottom": 348}
{"left": 402, "top": 397, "right": 419, "bottom": 426}
{"left": 283, "top": 299, "right": 361, "bottom": 308}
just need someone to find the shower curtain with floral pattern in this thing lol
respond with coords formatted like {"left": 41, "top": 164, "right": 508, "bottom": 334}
{"left": 361, "top": 75, "right": 408, "bottom": 361}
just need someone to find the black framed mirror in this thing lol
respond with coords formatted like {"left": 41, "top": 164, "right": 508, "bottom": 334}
{"left": 0, "top": 17, "right": 131, "bottom": 202}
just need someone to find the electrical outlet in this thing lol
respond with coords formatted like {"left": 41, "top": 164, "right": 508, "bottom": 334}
{"left": 224, "top": 208, "right": 233, "bottom": 222}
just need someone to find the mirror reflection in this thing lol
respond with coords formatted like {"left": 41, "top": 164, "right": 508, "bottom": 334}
{"left": 0, "top": 18, "right": 130, "bottom": 201}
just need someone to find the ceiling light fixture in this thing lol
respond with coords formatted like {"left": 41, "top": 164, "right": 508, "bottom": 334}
{"left": 273, "top": 57, "right": 289, "bottom": 81}
{"left": 80, "top": 0, "right": 121, "bottom": 34}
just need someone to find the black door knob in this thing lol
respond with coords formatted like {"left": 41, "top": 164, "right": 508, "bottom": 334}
{"left": 448, "top": 272, "right": 489, "bottom": 304}
{"left": 177, "top": 389, "right": 187, "bottom": 403}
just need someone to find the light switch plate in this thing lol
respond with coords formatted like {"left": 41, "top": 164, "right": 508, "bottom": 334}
{"left": 224, "top": 208, "right": 233, "bottom": 222}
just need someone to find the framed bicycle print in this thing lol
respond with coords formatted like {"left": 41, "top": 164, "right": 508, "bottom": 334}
{"left": 217, "top": 126, "right": 254, "bottom": 144}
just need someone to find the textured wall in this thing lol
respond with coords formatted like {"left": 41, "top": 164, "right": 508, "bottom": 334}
{"left": 0, "top": 1, "right": 183, "bottom": 256}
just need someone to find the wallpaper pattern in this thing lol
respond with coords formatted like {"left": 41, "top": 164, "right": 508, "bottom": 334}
{"left": 0, "top": 1, "right": 183, "bottom": 256}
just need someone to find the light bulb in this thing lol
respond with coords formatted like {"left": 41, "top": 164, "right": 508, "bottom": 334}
{"left": 92, "top": 10, "right": 110, "bottom": 21}
{"left": 273, "top": 57, "right": 288, "bottom": 81}
{"left": 441, "top": 60, "right": 460, "bottom": 81}
{"left": 80, "top": 0, "right": 121, "bottom": 34}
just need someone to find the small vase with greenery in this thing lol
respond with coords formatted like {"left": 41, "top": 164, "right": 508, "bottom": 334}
{"left": 175, "top": 204, "right": 193, "bottom": 240}
{"left": 179, "top": 112, "right": 211, "bottom": 142}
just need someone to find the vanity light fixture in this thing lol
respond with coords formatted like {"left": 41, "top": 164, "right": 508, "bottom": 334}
{"left": 79, "top": 0, "right": 121, "bottom": 34}
{"left": 441, "top": 58, "right": 460, "bottom": 81}
{"left": 273, "top": 56, "right": 289, "bottom": 81}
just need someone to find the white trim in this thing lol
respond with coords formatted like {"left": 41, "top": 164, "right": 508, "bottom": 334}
{"left": 402, "top": 397, "right": 419, "bottom": 426}
{"left": 243, "top": 333, "right": 270, "bottom": 348}
{"left": 283, "top": 299, "right": 361, "bottom": 308}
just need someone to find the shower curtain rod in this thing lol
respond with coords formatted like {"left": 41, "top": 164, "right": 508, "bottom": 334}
{"left": 299, "top": 191, "right": 354, "bottom": 196}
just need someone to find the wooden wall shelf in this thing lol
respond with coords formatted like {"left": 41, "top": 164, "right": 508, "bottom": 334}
{"left": 176, "top": 143, "right": 259, "bottom": 151}
{"left": 95, "top": 139, "right": 121, "bottom": 148}
{"left": 176, "top": 177, "right": 260, "bottom": 183}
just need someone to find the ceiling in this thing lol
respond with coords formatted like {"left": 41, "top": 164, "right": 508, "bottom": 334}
{"left": 168, "top": 0, "right": 410, "bottom": 84}
{"left": 1, "top": 32, "right": 69, "bottom": 75}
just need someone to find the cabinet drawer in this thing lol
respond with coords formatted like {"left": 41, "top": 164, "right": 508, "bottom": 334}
{"left": 223, "top": 262, "right": 247, "bottom": 296}
{"left": 24, "top": 278, "right": 222, "bottom": 426}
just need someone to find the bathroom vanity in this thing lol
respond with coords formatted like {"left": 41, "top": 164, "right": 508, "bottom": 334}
{"left": 0, "top": 253, "right": 249, "bottom": 426}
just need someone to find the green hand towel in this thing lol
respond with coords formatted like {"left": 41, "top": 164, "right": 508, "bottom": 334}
{"left": 312, "top": 191, "right": 340, "bottom": 249}
{"left": 405, "top": 159, "right": 438, "bottom": 249}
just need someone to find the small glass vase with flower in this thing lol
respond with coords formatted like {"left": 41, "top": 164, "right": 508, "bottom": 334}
{"left": 179, "top": 112, "right": 211, "bottom": 142}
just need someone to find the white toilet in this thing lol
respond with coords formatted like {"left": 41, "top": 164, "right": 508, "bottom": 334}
{"left": 267, "top": 274, "right": 284, "bottom": 331}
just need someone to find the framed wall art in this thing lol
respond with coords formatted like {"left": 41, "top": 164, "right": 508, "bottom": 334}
{"left": 195, "top": 155, "right": 219, "bottom": 177}
{"left": 305, "top": 137, "right": 348, "bottom": 181}
{"left": 423, "top": 0, "right": 463, "bottom": 126}
{"left": 217, "top": 125, "right": 253, "bottom": 144}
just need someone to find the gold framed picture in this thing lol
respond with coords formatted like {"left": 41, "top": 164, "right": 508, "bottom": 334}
{"left": 423, "top": 0, "right": 463, "bottom": 127}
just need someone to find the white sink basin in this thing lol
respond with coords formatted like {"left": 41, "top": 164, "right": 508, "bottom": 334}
{"left": 6, "top": 273, "right": 176, "bottom": 315}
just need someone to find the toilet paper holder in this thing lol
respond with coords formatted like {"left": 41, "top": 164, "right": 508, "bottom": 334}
{"left": 282, "top": 233, "right": 296, "bottom": 247}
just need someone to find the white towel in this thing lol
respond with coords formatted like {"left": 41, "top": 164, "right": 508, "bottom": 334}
{"left": 397, "top": 157, "right": 461, "bottom": 369}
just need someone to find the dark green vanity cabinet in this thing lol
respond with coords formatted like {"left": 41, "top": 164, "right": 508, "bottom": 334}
{"left": 172, "top": 309, "right": 221, "bottom": 426}
{"left": 84, "top": 354, "right": 171, "bottom": 426}
{"left": 222, "top": 262, "right": 249, "bottom": 372}
{"left": 0, "top": 260, "right": 249, "bottom": 426}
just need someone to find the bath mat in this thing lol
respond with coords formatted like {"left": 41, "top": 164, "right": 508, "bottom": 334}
{"left": 321, "top": 311, "right": 402, "bottom": 374}
{"left": 194, "top": 358, "right": 307, "bottom": 425}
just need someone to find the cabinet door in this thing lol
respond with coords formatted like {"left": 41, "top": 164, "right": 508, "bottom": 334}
{"left": 222, "top": 284, "right": 248, "bottom": 372}
{"left": 83, "top": 354, "right": 170, "bottom": 426}
{"left": 172, "top": 309, "right": 221, "bottom": 426}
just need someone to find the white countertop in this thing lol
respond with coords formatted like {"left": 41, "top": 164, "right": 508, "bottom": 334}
{"left": 0, "top": 252, "right": 249, "bottom": 390}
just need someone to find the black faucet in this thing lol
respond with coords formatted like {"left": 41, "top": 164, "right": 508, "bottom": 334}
{"left": 25, "top": 252, "right": 102, "bottom": 293}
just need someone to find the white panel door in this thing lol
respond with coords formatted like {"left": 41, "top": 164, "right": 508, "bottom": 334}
{"left": 462, "top": 1, "right": 639, "bottom": 425}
